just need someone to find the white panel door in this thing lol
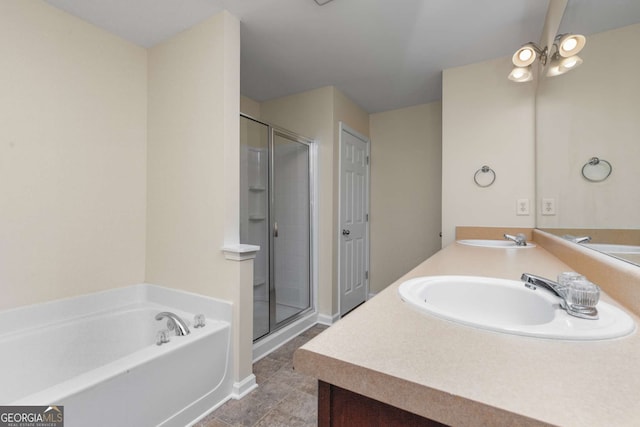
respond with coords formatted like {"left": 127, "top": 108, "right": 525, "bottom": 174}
{"left": 339, "top": 124, "right": 370, "bottom": 315}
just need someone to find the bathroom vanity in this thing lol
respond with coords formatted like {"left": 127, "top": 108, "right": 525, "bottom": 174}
{"left": 294, "top": 229, "right": 640, "bottom": 426}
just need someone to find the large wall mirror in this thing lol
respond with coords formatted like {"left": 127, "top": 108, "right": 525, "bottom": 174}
{"left": 536, "top": 0, "right": 640, "bottom": 266}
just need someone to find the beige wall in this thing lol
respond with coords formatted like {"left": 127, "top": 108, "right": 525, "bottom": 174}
{"left": 369, "top": 102, "right": 442, "bottom": 293}
{"left": 0, "top": 1, "right": 147, "bottom": 310}
{"left": 442, "top": 56, "right": 536, "bottom": 247}
{"left": 240, "top": 95, "right": 261, "bottom": 119}
{"left": 146, "top": 11, "right": 240, "bottom": 302}
{"left": 536, "top": 23, "right": 640, "bottom": 229}
{"left": 333, "top": 88, "right": 370, "bottom": 139}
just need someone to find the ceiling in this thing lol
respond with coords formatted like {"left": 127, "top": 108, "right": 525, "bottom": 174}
{"left": 44, "top": 0, "right": 640, "bottom": 113}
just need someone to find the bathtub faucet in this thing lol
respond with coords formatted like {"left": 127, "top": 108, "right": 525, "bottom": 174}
{"left": 155, "top": 312, "right": 191, "bottom": 336}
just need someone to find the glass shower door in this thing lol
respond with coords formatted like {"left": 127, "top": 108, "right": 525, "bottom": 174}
{"left": 271, "top": 129, "right": 312, "bottom": 327}
{"left": 241, "top": 115, "right": 313, "bottom": 342}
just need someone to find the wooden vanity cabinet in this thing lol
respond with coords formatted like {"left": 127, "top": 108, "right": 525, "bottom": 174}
{"left": 318, "top": 381, "right": 447, "bottom": 427}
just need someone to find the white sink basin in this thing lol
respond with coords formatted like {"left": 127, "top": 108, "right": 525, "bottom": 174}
{"left": 582, "top": 243, "right": 640, "bottom": 254}
{"left": 398, "top": 275, "right": 635, "bottom": 340}
{"left": 457, "top": 239, "right": 536, "bottom": 248}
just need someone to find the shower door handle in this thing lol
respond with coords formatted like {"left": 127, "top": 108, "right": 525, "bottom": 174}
{"left": 273, "top": 222, "right": 278, "bottom": 238}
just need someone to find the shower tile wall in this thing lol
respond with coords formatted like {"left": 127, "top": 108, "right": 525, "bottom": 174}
{"left": 272, "top": 141, "right": 310, "bottom": 317}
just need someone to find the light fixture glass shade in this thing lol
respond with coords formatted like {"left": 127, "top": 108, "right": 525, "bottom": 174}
{"left": 546, "top": 53, "right": 583, "bottom": 76}
{"left": 546, "top": 63, "right": 562, "bottom": 77}
{"left": 508, "top": 66, "right": 533, "bottom": 82}
{"left": 512, "top": 43, "right": 538, "bottom": 67}
{"left": 559, "top": 55, "right": 583, "bottom": 72}
{"left": 557, "top": 34, "right": 586, "bottom": 57}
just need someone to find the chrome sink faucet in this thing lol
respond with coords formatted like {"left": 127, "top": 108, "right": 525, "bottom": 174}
{"left": 521, "top": 273, "right": 599, "bottom": 320}
{"left": 504, "top": 233, "right": 527, "bottom": 246}
{"left": 563, "top": 234, "right": 592, "bottom": 243}
{"left": 574, "top": 236, "right": 592, "bottom": 243}
{"left": 155, "top": 312, "right": 191, "bottom": 336}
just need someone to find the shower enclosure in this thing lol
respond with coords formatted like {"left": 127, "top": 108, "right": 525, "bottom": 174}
{"left": 240, "top": 115, "right": 314, "bottom": 341}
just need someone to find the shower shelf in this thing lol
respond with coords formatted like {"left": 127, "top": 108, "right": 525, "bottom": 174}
{"left": 254, "top": 277, "right": 266, "bottom": 287}
{"left": 249, "top": 215, "right": 266, "bottom": 221}
{"left": 249, "top": 185, "right": 266, "bottom": 192}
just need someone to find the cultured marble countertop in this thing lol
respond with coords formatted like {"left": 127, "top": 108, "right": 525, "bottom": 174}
{"left": 294, "top": 242, "right": 640, "bottom": 427}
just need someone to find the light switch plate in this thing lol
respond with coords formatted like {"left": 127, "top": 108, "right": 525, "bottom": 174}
{"left": 517, "top": 198, "right": 530, "bottom": 216}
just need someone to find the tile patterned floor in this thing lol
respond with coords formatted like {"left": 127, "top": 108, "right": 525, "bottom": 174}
{"left": 195, "top": 325, "right": 328, "bottom": 427}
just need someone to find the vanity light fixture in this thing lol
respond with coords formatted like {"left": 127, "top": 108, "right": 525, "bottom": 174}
{"left": 512, "top": 42, "right": 547, "bottom": 67}
{"left": 557, "top": 34, "right": 586, "bottom": 57}
{"left": 508, "top": 33, "right": 586, "bottom": 82}
{"left": 546, "top": 33, "right": 586, "bottom": 77}
{"left": 508, "top": 66, "right": 534, "bottom": 82}
{"left": 547, "top": 53, "right": 584, "bottom": 76}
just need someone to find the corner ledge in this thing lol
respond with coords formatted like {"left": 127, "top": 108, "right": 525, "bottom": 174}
{"left": 222, "top": 244, "right": 260, "bottom": 261}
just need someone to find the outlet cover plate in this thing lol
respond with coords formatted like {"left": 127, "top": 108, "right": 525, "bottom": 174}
{"left": 517, "top": 198, "right": 530, "bottom": 216}
{"left": 542, "top": 198, "right": 556, "bottom": 216}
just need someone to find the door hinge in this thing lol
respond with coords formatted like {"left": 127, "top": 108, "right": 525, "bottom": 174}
{"left": 365, "top": 271, "right": 369, "bottom": 280}
{"left": 365, "top": 213, "right": 369, "bottom": 222}
{"left": 366, "top": 156, "right": 370, "bottom": 165}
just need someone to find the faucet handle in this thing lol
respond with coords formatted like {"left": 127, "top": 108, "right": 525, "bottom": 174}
{"left": 566, "top": 279, "right": 600, "bottom": 308}
{"left": 194, "top": 314, "right": 206, "bottom": 328}
{"left": 156, "top": 330, "right": 170, "bottom": 346}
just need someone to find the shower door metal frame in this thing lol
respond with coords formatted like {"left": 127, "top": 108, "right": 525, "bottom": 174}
{"left": 268, "top": 126, "right": 316, "bottom": 333}
{"left": 240, "top": 113, "right": 316, "bottom": 342}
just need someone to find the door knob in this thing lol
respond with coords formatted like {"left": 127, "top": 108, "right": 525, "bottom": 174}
{"left": 342, "top": 229, "right": 350, "bottom": 236}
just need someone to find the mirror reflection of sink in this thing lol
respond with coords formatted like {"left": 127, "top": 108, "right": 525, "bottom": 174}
{"left": 398, "top": 275, "right": 635, "bottom": 340}
{"left": 582, "top": 243, "right": 640, "bottom": 254}
{"left": 457, "top": 239, "right": 536, "bottom": 248}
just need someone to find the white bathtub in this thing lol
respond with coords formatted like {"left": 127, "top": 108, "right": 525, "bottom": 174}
{"left": 0, "top": 284, "right": 233, "bottom": 427}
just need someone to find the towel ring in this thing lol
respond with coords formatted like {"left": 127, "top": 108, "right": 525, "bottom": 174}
{"left": 474, "top": 165, "right": 496, "bottom": 188}
{"left": 581, "top": 157, "right": 612, "bottom": 182}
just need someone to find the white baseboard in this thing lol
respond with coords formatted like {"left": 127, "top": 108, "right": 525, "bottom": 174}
{"left": 252, "top": 312, "right": 318, "bottom": 362}
{"left": 317, "top": 312, "right": 340, "bottom": 325}
{"left": 231, "top": 374, "right": 257, "bottom": 399}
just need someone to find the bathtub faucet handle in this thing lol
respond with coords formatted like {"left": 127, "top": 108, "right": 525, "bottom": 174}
{"left": 194, "top": 314, "right": 206, "bottom": 328}
{"left": 156, "top": 330, "right": 170, "bottom": 346}
{"left": 155, "top": 312, "right": 191, "bottom": 336}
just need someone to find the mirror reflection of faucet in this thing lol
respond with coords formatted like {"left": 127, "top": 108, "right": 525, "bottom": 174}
{"left": 562, "top": 234, "right": 592, "bottom": 244}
